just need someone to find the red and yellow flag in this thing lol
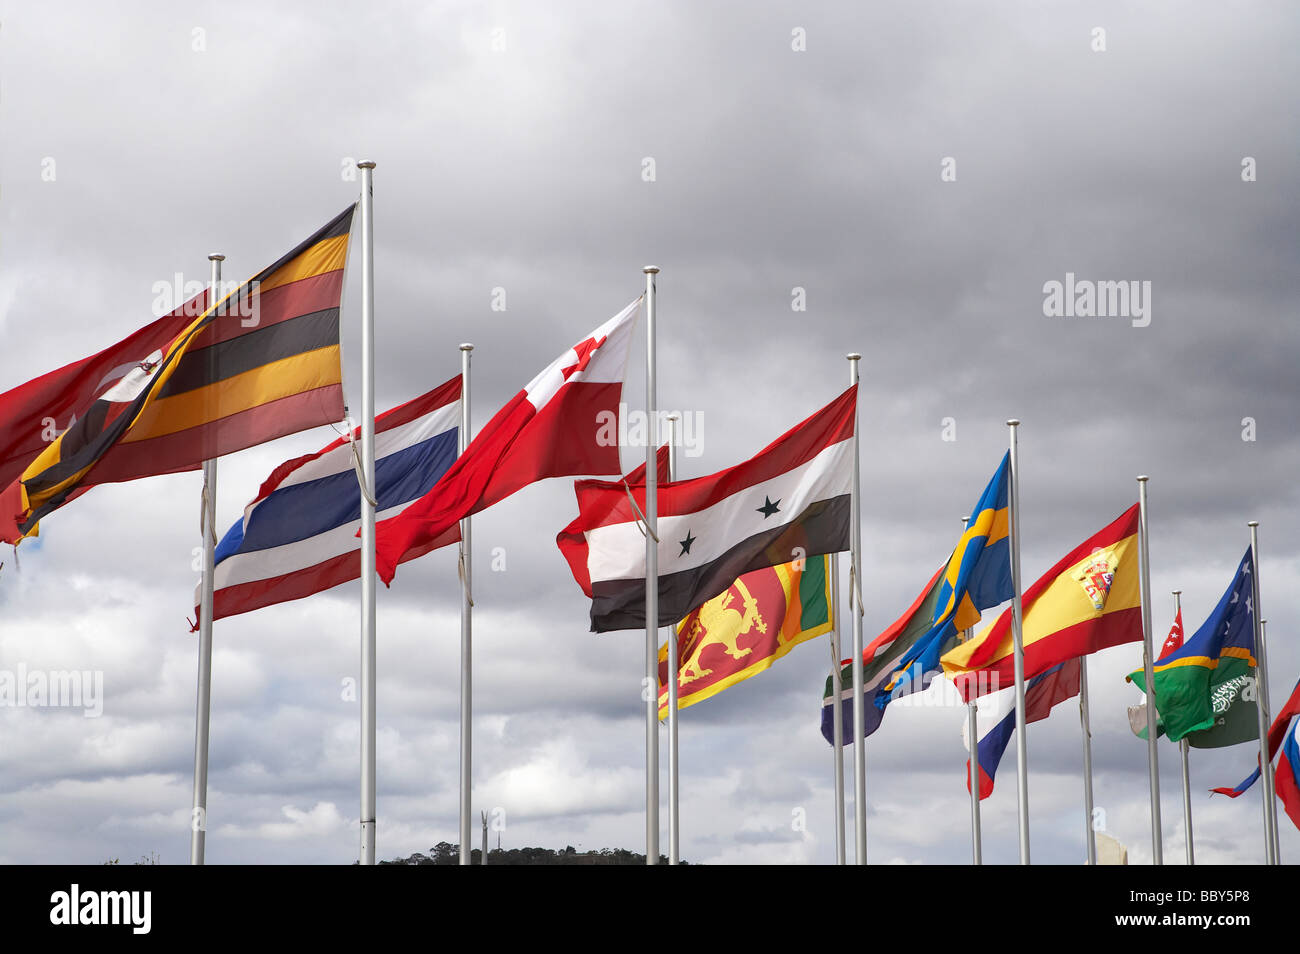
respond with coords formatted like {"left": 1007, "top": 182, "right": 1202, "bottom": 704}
{"left": 657, "top": 554, "right": 832, "bottom": 718}
{"left": 941, "top": 504, "right": 1143, "bottom": 701}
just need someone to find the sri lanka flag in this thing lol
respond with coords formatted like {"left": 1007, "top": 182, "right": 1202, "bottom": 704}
{"left": 659, "top": 554, "right": 832, "bottom": 718}
{"left": 964, "top": 657, "right": 1081, "bottom": 799}
{"left": 4, "top": 206, "right": 354, "bottom": 540}
{"left": 1130, "top": 549, "right": 1256, "bottom": 741}
{"left": 558, "top": 386, "right": 855, "bottom": 632}
{"left": 877, "top": 454, "right": 1013, "bottom": 703}
{"left": 943, "top": 504, "right": 1143, "bottom": 701}
{"left": 375, "top": 299, "right": 641, "bottom": 584}
{"left": 200, "top": 377, "right": 460, "bottom": 625}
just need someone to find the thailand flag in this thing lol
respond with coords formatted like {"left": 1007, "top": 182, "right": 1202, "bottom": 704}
{"left": 962, "top": 657, "right": 1081, "bottom": 799}
{"left": 198, "top": 376, "right": 461, "bottom": 625}
{"left": 375, "top": 298, "right": 641, "bottom": 584}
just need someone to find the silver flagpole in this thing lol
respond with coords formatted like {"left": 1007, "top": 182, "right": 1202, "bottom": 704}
{"left": 830, "top": 552, "right": 846, "bottom": 865}
{"left": 1007, "top": 420, "right": 1029, "bottom": 865}
{"left": 1262, "top": 619, "right": 1280, "bottom": 863}
{"left": 1136, "top": 475, "right": 1163, "bottom": 865}
{"left": 847, "top": 353, "right": 865, "bottom": 865}
{"left": 1079, "top": 657, "right": 1097, "bottom": 865}
{"left": 643, "top": 265, "right": 660, "bottom": 865}
{"left": 962, "top": 517, "right": 982, "bottom": 866}
{"left": 666, "top": 412, "right": 680, "bottom": 866}
{"left": 189, "top": 251, "right": 223, "bottom": 866}
{"left": 1247, "top": 522, "right": 1278, "bottom": 865}
{"left": 357, "top": 159, "right": 378, "bottom": 865}
{"left": 457, "top": 343, "right": 474, "bottom": 865}
{"left": 1173, "top": 590, "right": 1194, "bottom": 866}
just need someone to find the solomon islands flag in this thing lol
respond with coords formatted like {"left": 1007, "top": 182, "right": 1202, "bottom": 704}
{"left": 198, "top": 376, "right": 461, "bottom": 625}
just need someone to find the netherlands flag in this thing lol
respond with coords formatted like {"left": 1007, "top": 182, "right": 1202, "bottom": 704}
{"left": 198, "top": 376, "right": 462, "bottom": 625}
{"left": 963, "top": 657, "right": 1081, "bottom": 799}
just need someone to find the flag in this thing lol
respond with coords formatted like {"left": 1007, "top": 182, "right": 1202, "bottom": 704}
{"left": 557, "top": 385, "right": 855, "bottom": 632}
{"left": 820, "top": 565, "right": 944, "bottom": 745}
{"left": 374, "top": 299, "right": 641, "bottom": 584}
{"left": 555, "top": 445, "right": 669, "bottom": 595}
{"left": 1127, "top": 605, "right": 1256, "bottom": 747}
{"left": 1278, "top": 717, "right": 1300, "bottom": 832}
{"left": 199, "top": 377, "right": 461, "bottom": 625}
{"left": 963, "top": 657, "right": 1081, "bottom": 799}
{"left": 942, "top": 504, "right": 1143, "bottom": 700}
{"left": 1210, "top": 675, "right": 1300, "bottom": 798}
{"left": 658, "top": 554, "right": 832, "bottom": 718}
{"left": 0, "top": 290, "right": 209, "bottom": 495}
{"left": 1129, "top": 549, "right": 1257, "bottom": 742}
{"left": 4, "top": 206, "right": 355, "bottom": 539}
{"left": 878, "top": 454, "right": 1013, "bottom": 702}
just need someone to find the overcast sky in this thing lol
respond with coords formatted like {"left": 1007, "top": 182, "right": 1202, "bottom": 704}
{"left": 0, "top": 1, "right": 1297, "bottom": 865}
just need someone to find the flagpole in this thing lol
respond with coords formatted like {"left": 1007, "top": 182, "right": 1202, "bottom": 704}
{"left": 961, "top": 516, "right": 982, "bottom": 866}
{"left": 1173, "top": 589, "right": 1194, "bottom": 866}
{"left": 1136, "top": 475, "right": 1163, "bottom": 865}
{"left": 666, "top": 412, "right": 680, "bottom": 866}
{"left": 357, "top": 159, "right": 378, "bottom": 866}
{"left": 643, "top": 265, "right": 660, "bottom": 865}
{"left": 830, "top": 552, "right": 846, "bottom": 866}
{"left": 1079, "top": 657, "right": 1097, "bottom": 865}
{"left": 189, "top": 251, "right": 223, "bottom": 866}
{"left": 1248, "top": 521, "right": 1278, "bottom": 865}
{"left": 1262, "top": 619, "right": 1280, "bottom": 864}
{"left": 847, "top": 353, "right": 865, "bottom": 865}
{"left": 1007, "top": 419, "right": 1029, "bottom": 865}
{"left": 457, "top": 343, "right": 474, "bottom": 865}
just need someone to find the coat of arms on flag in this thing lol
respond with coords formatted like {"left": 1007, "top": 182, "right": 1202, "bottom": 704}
{"left": 1071, "top": 547, "right": 1118, "bottom": 611}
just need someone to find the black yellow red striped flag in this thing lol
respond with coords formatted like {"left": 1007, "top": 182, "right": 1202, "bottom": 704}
{"left": 7, "top": 205, "right": 355, "bottom": 538}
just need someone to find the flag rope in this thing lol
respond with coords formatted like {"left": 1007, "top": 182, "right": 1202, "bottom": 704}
{"left": 621, "top": 478, "right": 660, "bottom": 543}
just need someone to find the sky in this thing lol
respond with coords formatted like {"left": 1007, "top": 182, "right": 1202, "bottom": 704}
{"left": 0, "top": 1, "right": 1297, "bottom": 865}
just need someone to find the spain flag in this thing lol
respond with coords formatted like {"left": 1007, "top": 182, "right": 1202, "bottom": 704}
{"left": 5, "top": 206, "right": 353, "bottom": 539}
{"left": 657, "top": 554, "right": 833, "bottom": 717}
{"left": 941, "top": 504, "right": 1143, "bottom": 701}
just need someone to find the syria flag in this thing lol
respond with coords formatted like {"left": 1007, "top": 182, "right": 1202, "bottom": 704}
{"left": 374, "top": 298, "right": 641, "bottom": 584}
{"left": 558, "top": 385, "right": 855, "bottom": 632}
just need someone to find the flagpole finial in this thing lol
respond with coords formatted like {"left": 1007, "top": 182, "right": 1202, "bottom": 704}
{"left": 846, "top": 352, "right": 861, "bottom": 361}
{"left": 1007, "top": 418, "right": 1020, "bottom": 427}
{"left": 1172, "top": 589, "right": 1181, "bottom": 595}
{"left": 1248, "top": 520, "right": 1259, "bottom": 527}
{"left": 208, "top": 253, "right": 225, "bottom": 262}
{"left": 460, "top": 343, "right": 474, "bottom": 352}
{"left": 643, "top": 265, "right": 660, "bottom": 274}
{"left": 1137, "top": 475, "right": 1149, "bottom": 483}
{"left": 357, "top": 160, "right": 376, "bottom": 169}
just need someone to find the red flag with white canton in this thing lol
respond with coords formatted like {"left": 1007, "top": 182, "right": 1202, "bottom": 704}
{"left": 1159, "top": 608, "right": 1184, "bottom": 660}
{"left": 374, "top": 298, "right": 641, "bottom": 583}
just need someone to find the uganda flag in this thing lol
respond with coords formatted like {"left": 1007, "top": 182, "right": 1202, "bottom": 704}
{"left": 3, "top": 206, "right": 353, "bottom": 539}
{"left": 657, "top": 554, "right": 832, "bottom": 718}
{"left": 941, "top": 504, "right": 1143, "bottom": 701}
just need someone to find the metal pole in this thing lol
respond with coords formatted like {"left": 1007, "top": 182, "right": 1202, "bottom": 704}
{"left": 1136, "top": 476, "right": 1162, "bottom": 865}
{"left": 666, "top": 412, "right": 679, "bottom": 866}
{"left": 458, "top": 343, "right": 474, "bottom": 865}
{"left": 960, "top": 516, "right": 982, "bottom": 866}
{"left": 1248, "top": 522, "right": 1278, "bottom": 864}
{"left": 1173, "top": 590, "right": 1194, "bottom": 866}
{"left": 1080, "top": 658, "right": 1097, "bottom": 865}
{"left": 357, "top": 160, "right": 378, "bottom": 865}
{"left": 1007, "top": 420, "right": 1030, "bottom": 864}
{"left": 481, "top": 811, "right": 488, "bottom": 866}
{"left": 643, "top": 266, "right": 660, "bottom": 865}
{"left": 1262, "top": 619, "right": 1280, "bottom": 864}
{"left": 190, "top": 252, "right": 223, "bottom": 866}
{"left": 830, "top": 552, "right": 846, "bottom": 865}
{"left": 847, "top": 353, "right": 865, "bottom": 865}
